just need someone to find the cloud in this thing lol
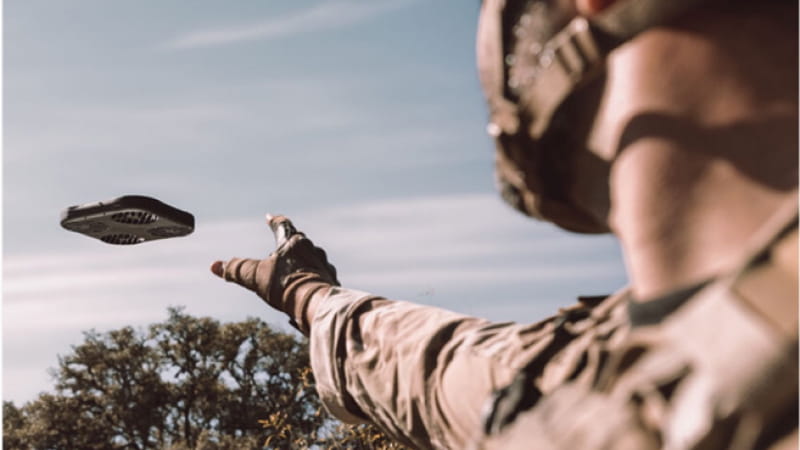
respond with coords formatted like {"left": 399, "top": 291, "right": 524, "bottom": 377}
{"left": 3, "top": 192, "right": 627, "bottom": 404}
{"left": 164, "top": 0, "right": 417, "bottom": 50}
{"left": 5, "top": 193, "right": 623, "bottom": 300}
{"left": 4, "top": 192, "right": 625, "bottom": 321}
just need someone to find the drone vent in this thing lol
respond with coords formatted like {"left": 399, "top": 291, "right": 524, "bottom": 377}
{"left": 100, "top": 234, "right": 145, "bottom": 245}
{"left": 110, "top": 211, "right": 159, "bottom": 225}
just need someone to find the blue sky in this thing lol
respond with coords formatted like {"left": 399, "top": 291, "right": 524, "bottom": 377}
{"left": 4, "top": 0, "right": 628, "bottom": 405}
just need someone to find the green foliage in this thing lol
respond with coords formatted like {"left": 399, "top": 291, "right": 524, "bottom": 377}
{"left": 4, "top": 308, "right": 405, "bottom": 449}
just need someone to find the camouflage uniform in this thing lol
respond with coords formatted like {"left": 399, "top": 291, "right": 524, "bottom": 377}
{"left": 305, "top": 202, "right": 797, "bottom": 450}
{"left": 308, "top": 285, "right": 631, "bottom": 449}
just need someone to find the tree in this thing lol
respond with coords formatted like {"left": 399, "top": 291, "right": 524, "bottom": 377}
{"left": 4, "top": 308, "right": 405, "bottom": 449}
{"left": 54, "top": 326, "right": 170, "bottom": 448}
{"left": 3, "top": 401, "right": 28, "bottom": 449}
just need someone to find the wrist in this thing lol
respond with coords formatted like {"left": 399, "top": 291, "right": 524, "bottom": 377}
{"left": 282, "top": 273, "right": 335, "bottom": 335}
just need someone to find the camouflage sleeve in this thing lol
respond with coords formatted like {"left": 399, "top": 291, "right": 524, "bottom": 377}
{"left": 308, "top": 287, "right": 566, "bottom": 449}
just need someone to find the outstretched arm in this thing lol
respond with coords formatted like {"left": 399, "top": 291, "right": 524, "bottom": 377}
{"left": 211, "top": 215, "right": 622, "bottom": 449}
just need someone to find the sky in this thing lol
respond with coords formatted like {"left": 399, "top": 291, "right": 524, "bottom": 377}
{"left": 3, "top": 0, "right": 628, "bottom": 405}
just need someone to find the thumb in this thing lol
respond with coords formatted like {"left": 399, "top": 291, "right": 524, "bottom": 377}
{"left": 211, "top": 257, "right": 263, "bottom": 293}
{"left": 210, "top": 260, "right": 225, "bottom": 278}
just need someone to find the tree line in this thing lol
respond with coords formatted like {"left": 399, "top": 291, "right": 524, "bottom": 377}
{"left": 3, "top": 308, "right": 404, "bottom": 449}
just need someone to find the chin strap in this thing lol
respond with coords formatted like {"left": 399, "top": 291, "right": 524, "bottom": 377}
{"left": 520, "top": 16, "right": 609, "bottom": 138}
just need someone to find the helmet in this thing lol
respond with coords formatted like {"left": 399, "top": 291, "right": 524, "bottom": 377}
{"left": 476, "top": 0, "right": 714, "bottom": 233}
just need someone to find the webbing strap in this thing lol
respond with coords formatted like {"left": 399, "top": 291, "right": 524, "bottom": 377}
{"left": 525, "top": 17, "right": 609, "bottom": 137}
{"left": 592, "top": 0, "right": 720, "bottom": 41}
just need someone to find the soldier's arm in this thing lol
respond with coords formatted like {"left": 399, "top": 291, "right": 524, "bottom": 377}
{"left": 306, "top": 287, "right": 563, "bottom": 449}
{"left": 211, "top": 215, "right": 565, "bottom": 449}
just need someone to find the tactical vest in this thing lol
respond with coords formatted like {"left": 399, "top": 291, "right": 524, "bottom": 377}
{"left": 480, "top": 201, "right": 799, "bottom": 449}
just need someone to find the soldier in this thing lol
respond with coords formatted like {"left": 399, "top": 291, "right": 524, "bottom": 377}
{"left": 212, "top": 0, "right": 798, "bottom": 448}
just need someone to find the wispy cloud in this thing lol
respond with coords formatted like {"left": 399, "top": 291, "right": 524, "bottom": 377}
{"left": 5, "top": 193, "right": 624, "bottom": 300}
{"left": 164, "top": 0, "right": 416, "bottom": 50}
{"left": 4, "top": 193, "right": 626, "bottom": 404}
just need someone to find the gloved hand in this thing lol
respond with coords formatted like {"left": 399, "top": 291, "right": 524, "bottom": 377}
{"left": 210, "top": 214, "right": 339, "bottom": 334}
